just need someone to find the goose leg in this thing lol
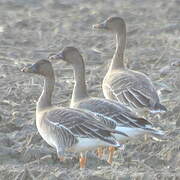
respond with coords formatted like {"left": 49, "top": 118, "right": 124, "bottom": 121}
{"left": 79, "top": 152, "right": 87, "bottom": 168}
{"left": 59, "top": 156, "right": 65, "bottom": 161}
{"left": 97, "top": 146, "right": 104, "bottom": 159}
{"left": 57, "top": 148, "right": 65, "bottom": 162}
{"left": 107, "top": 146, "right": 115, "bottom": 164}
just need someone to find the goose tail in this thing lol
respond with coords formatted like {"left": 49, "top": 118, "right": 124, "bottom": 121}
{"left": 151, "top": 103, "right": 167, "bottom": 113}
{"left": 107, "top": 135, "right": 125, "bottom": 150}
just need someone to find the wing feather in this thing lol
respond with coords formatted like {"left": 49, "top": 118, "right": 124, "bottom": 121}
{"left": 76, "top": 98, "right": 152, "bottom": 130}
{"left": 43, "top": 108, "right": 122, "bottom": 146}
{"left": 103, "top": 70, "right": 159, "bottom": 110}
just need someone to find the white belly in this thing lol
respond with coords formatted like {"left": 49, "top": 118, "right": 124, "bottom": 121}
{"left": 115, "top": 126, "right": 145, "bottom": 142}
{"left": 69, "top": 138, "right": 111, "bottom": 153}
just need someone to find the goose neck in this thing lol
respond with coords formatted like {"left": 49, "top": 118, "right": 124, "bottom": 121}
{"left": 37, "top": 75, "right": 55, "bottom": 111}
{"left": 71, "top": 63, "right": 88, "bottom": 106}
{"left": 109, "top": 28, "right": 126, "bottom": 72}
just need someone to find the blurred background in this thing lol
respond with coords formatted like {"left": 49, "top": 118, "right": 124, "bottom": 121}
{"left": 0, "top": 0, "right": 180, "bottom": 179}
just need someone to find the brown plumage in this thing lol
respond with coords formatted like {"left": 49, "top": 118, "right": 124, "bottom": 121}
{"left": 21, "top": 59, "right": 125, "bottom": 168}
{"left": 49, "top": 47, "right": 165, "bottom": 163}
{"left": 93, "top": 17, "right": 167, "bottom": 113}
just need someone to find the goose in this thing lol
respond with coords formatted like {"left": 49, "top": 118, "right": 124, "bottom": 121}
{"left": 21, "top": 59, "right": 127, "bottom": 168}
{"left": 93, "top": 17, "right": 167, "bottom": 114}
{"left": 49, "top": 47, "right": 164, "bottom": 164}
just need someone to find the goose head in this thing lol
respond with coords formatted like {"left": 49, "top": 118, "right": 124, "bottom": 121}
{"left": 21, "top": 59, "right": 54, "bottom": 77}
{"left": 49, "top": 47, "right": 83, "bottom": 67}
{"left": 93, "top": 17, "right": 126, "bottom": 33}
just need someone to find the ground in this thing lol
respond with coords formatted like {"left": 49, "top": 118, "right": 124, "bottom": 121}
{"left": 0, "top": 0, "right": 180, "bottom": 179}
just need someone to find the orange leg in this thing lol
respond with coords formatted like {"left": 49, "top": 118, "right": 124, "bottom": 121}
{"left": 59, "top": 156, "right": 64, "bottom": 162}
{"left": 79, "top": 156, "right": 87, "bottom": 168}
{"left": 97, "top": 147, "right": 104, "bottom": 159}
{"left": 107, "top": 146, "right": 115, "bottom": 164}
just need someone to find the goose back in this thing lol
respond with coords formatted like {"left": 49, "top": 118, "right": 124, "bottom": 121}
{"left": 93, "top": 16, "right": 167, "bottom": 113}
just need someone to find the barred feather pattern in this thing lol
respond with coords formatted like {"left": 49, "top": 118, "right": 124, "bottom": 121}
{"left": 74, "top": 98, "right": 153, "bottom": 131}
{"left": 103, "top": 70, "right": 162, "bottom": 111}
{"left": 42, "top": 107, "right": 121, "bottom": 148}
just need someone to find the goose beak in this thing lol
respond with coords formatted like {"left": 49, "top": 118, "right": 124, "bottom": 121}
{"left": 93, "top": 22, "right": 107, "bottom": 30}
{"left": 21, "top": 63, "right": 38, "bottom": 73}
{"left": 48, "top": 52, "right": 64, "bottom": 61}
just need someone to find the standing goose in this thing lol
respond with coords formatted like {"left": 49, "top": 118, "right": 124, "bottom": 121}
{"left": 49, "top": 47, "right": 164, "bottom": 164}
{"left": 93, "top": 17, "right": 167, "bottom": 114}
{"left": 21, "top": 59, "right": 126, "bottom": 168}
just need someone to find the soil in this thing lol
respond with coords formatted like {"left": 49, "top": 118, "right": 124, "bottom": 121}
{"left": 0, "top": 0, "right": 180, "bottom": 179}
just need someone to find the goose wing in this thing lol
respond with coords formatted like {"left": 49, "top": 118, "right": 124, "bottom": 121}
{"left": 77, "top": 98, "right": 152, "bottom": 130}
{"left": 104, "top": 70, "right": 159, "bottom": 110}
{"left": 47, "top": 121, "right": 78, "bottom": 149}
{"left": 43, "top": 108, "right": 122, "bottom": 146}
{"left": 74, "top": 99, "right": 117, "bottom": 130}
